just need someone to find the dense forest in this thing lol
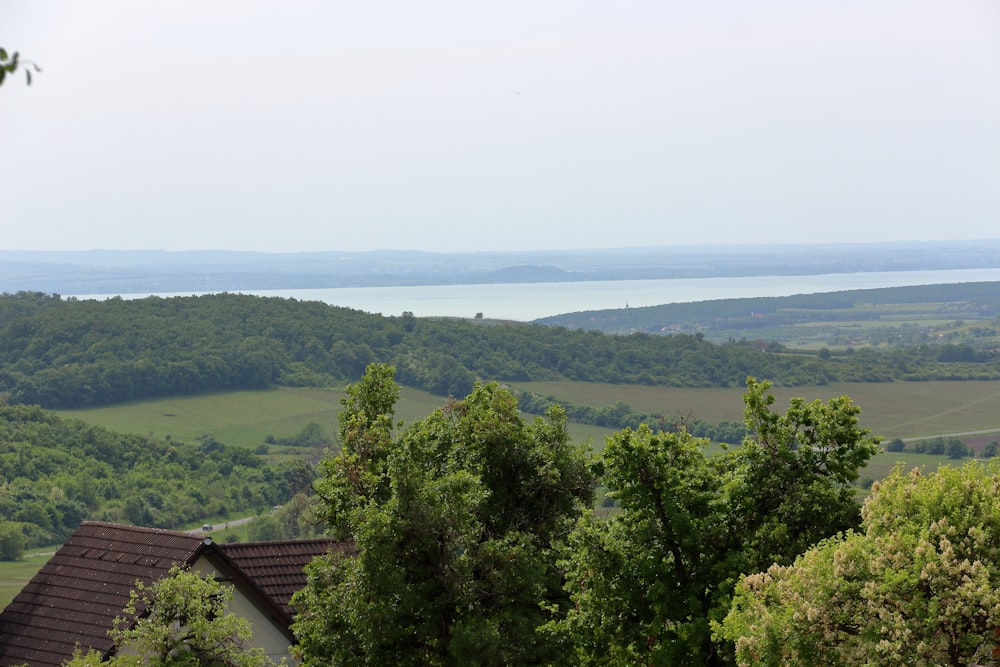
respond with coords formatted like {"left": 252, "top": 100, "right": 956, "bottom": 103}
{"left": 0, "top": 404, "right": 295, "bottom": 556}
{"left": 1, "top": 291, "right": 998, "bottom": 411}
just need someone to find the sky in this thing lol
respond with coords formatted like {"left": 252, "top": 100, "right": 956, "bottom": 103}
{"left": 3, "top": 1, "right": 1000, "bottom": 253}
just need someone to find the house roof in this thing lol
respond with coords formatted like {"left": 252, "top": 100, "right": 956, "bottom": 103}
{"left": 0, "top": 522, "right": 340, "bottom": 667}
{"left": 218, "top": 538, "right": 348, "bottom": 622}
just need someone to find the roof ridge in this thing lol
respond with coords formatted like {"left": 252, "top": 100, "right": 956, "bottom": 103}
{"left": 78, "top": 520, "right": 211, "bottom": 540}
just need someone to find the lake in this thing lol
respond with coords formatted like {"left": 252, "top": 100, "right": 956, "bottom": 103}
{"left": 78, "top": 267, "right": 1000, "bottom": 321}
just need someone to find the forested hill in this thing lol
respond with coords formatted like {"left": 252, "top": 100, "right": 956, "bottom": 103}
{"left": 0, "top": 404, "right": 291, "bottom": 551}
{"left": 1, "top": 291, "right": 998, "bottom": 410}
{"left": 536, "top": 281, "right": 1000, "bottom": 340}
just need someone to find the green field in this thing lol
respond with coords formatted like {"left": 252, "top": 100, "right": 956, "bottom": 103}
{"left": 509, "top": 379, "right": 1000, "bottom": 442}
{"left": 0, "top": 552, "right": 51, "bottom": 609}
{"left": 56, "top": 385, "right": 616, "bottom": 454}
{"left": 56, "top": 379, "right": 1000, "bottom": 471}
{"left": 56, "top": 386, "right": 451, "bottom": 451}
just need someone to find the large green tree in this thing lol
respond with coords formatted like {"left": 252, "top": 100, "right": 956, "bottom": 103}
{"left": 721, "top": 461, "right": 1000, "bottom": 666}
{"left": 545, "top": 425, "right": 730, "bottom": 665}
{"left": 291, "top": 364, "right": 595, "bottom": 666}
{"left": 547, "top": 378, "right": 880, "bottom": 666}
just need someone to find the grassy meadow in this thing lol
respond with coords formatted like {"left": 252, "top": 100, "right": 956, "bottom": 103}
{"left": 509, "top": 379, "right": 1000, "bottom": 442}
{"left": 55, "top": 378, "right": 1000, "bottom": 472}
{"left": 0, "top": 552, "right": 51, "bottom": 609}
{"left": 55, "top": 386, "right": 448, "bottom": 451}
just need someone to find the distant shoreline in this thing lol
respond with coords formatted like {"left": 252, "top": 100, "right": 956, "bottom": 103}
{"left": 69, "top": 267, "right": 1000, "bottom": 322}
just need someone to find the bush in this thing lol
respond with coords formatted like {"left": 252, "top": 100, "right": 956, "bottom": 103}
{"left": 0, "top": 520, "right": 26, "bottom": 561}
{"left": 946, "top": 438, "right": 969, "bottom": 459}
{"left": 885, "top": 438, "right": 906, "bottom": 452}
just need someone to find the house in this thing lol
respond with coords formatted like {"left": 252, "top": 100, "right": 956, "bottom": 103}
{"left": 0, "top": 522, "right": 345, "bottom": 667}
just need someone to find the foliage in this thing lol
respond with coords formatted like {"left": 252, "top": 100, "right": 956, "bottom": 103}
{"left": 246, "top": 494, "right": 325, "bottom": 542}
{"left": 2, "top": 291, "right": 998, "bottom": 411}
{"left": 0, "top": 48, "right": 40, "bottom": 86}
{"left": 0, "top": 519, "right": 26, "bottom": 560}
{"left": 516, "top": 389, "right": 747, "bottom": 443}
{"left": 264, "top": 422, "right": 329, "bottom": 448}
{"left": 547, "top": 378, "right": 880, "bottom": 666}
{"left": 720, "top": 461, "right": 1000, "bottom": 666}
{"left": 63, "top": 564, "right": 282, "bottom": 666}
{"left": 0, "top": 404, "right": 291, "bottom": 546}
{"left": 885, "top": 437, "right": 905, "bottom": 452}
{"left": 545, "top": 426, "right": 728, "bottom": 665}
{"left": 911, "top": 435, "right": 972, "bottom": 459}
{"left": 728, "top": 378, "right": 881, "bottom": 575}
{"left": 292, "top": 364, "right": 595, "bottom": 665}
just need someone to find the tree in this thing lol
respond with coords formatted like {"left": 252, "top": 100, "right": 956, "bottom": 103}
{"left": 312, "top": 362, "right": 399, "bottom": 540}
{"left": 0, "top": 520, "right": 26, "bottom": 561}
{"left": 727, "top": 377, "right": 881, "bottom": 575}
{"left": 946, "top": 437, "right": 969, "bottom": 459}
{"left": 544, "top": 426, "right": 728, "bottom": 666}
{"left": 548, "top": 378, "right": 880, "bottom": 666}
{"left": 885, "top": 437, "right": 905, "bottom": 452}
{"left": 64, "top": 564, "right": 281, "bottom": 667}
{"left": 292, "top": 364, "right": 595, "bottom": 665}
{"left": 720, "top": 461, "right": 1000, "bottom": 666}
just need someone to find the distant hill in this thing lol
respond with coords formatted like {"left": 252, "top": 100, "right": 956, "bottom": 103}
{"left": 4, "top": 240, "right": 1000, "bottom": 295}
{"left": 535, "top": 282, "right": 1000, "bottom": 348}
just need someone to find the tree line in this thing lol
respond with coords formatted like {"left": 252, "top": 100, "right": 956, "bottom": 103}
{"left": 2, "top": 291, "right": 998, "bottom": 410}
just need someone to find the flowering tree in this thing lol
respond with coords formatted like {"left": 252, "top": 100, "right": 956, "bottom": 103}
{"left": 720, "top": 461, "right": 1000, "bottom": 666}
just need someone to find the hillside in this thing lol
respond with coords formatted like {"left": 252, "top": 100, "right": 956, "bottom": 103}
{"left": 1, "top": 289, "right": 998, "bottom": 412}
{"left": 0, "top": 404, "right": 292, "bottom": 553}
{"left": 536, "top": 281, "right": 1000, "bottom": 348}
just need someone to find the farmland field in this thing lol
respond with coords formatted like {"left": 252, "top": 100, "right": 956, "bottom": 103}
{"left": 509, "top": 379, "right": 1000, "bottom": 442}
{"left": 57, "top": 385, "right": 617, "bottom": 453}
{"left": 56, "top": 386, "right": 444, "bottom": 450}
{"left": 56, "top": 379, "right": 1000, "bottom": 467}
{"left": 0, "top": 553, "right": 51, "bottom": 610}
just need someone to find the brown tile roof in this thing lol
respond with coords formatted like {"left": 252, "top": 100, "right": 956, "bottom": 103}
{"left": 0, "top": 522, "right": 209, "bottom": 667}
{"left": 218, "top": 538, "right": 345, "bottom": 621}
{"left": 0, "top": 522, "right": 349, "bottom": 667}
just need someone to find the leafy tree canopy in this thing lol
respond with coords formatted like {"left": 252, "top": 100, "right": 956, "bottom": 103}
{"left": 292, "top": 364, "right": 595, "bottom": 666}
{"left": 0, "top": 404, "right": 292, "bottom": 547}
{"left": 720, "top": 461, "right": 1000, "bottom": 666}
{"left": 546, "top": 378, "right": 880, "bottom": 666}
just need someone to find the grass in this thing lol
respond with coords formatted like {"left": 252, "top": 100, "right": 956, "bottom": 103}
{"left": 0, "top": 550, "right": 52, "bottom": 610}
{"left": 56, "top": 378, "right": 1000, "bottom": 483}
{"left": 56, "top": 386, "right": 456, "bottom": 451}
{"left": 509, "top": 379, "right": 1000, "bottom": 442}
{"left": 55, "top": 379, "right": 1000, "bottom": 468}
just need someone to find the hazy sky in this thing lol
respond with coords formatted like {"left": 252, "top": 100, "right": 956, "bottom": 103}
{"left": 3, "top": 1, "right": 1000, "bottom": 253}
